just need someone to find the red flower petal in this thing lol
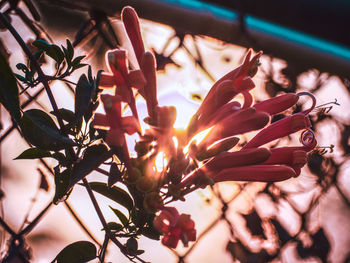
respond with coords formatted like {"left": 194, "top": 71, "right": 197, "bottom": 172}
{"left": 204, "top": 148, "right": 271, "bottom": 172}
{"left": 199, "top": 108, "right": 269, "bottom": 149}
{"left": 212, "top": 164, "right": 296, "bottom": 183}
{"left": 253, "top": 93, "right": 299, "bottom": 115}
{"left": 141, "top": 51, "right": 158, "bottom": 120}
{"left": 122, "top": 6, "right": 145, "bottom": 65}
{"left": 243, "top": 113, "right": 311, "bottom": 149}
{"left": 121, "top": 116, "right": 141, "bottom": 135}
{"left": 99, "top": 73, "right": 115, "bottom": 88}
{"left": 91, "top": 113, "right": 109, "bottom": 129}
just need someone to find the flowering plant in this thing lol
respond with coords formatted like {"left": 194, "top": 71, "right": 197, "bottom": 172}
{"left": 0, "top": 4, "right": 331, "bottom": 263}
{"left": 89, "top": 6, "right": 318, "bottom": 253}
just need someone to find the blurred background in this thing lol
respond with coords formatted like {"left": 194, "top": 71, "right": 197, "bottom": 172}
{"left": 1, "top": 0, "right": 350, "bottom": 262}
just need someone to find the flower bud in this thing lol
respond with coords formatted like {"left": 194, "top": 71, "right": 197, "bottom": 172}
{"left": 124, "top": 167, "right": 142, "bottom": 184}
{"left": 136, "top": 176, "right": 156, "bottom": 193}
{"left": 143, "top": 192, "right": 163, "bottom": 213}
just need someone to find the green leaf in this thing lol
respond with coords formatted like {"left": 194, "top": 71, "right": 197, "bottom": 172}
{"left": 53, "top": 168, "right": 71, "bottom": 204}
{"left": 102, "top": 222, "right": 123, "bottom": 232}
{"left": 16, "top": 63, "right": 28, "bottom": 72}
{"left": 108, "top": 163, "right": 122, "bottom": 188}
{"left": 139, "top": 226, "right": 161, "bottom": 241}
{"left": 75, "top": 74, "right": 93, "bottom": 122}
{"left": 52, "top": 241, "right": 96, "bottom": 263}
{"left": 88, "top": 182, "right": 134, "bottom": 211}
{"left": 14, "top": 148, "right": 52, "bottom": 160}
{"left": 87, "top": 65, "right": 93, "bottom": 83}
{"left": 66, "top": 39, "right": 74, "bottom": 63}
{"left": 32, "top": 39, "right": 52, "bottom": 52}
{"left": 126, "top": 238, "right": 138, "bottom": 252}
{"left": 109, "top": 206, "right": 129, "bottom": 227}
{"left": 0, "top": 52, "right": 21, "bottom": 122}
{"left": 69, "top": 144, "right": 112, "bottom": 188}
{"left": 72, "top": 63, "right": 88, "bottom": 70}
{"left": 47, "top": 44, "right": 64, "bottom": 66}
{"left": 52, "top": 152, "right": 67, "bottom": 164}
{"left": 51, "top": 108, "right": 75, "bottom": 124}
{"left": 14, "top": 74, "right": 27, "bottom": 82}
{"left": 20, "top": 109, "right": 76, "bottom": 151}
{"left": 71, "top": 55, "right": 86, "bottom": 67}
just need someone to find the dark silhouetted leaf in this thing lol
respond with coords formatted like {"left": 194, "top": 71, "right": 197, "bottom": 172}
{"left": 16, "top": 63, "right": 28, "bottom": 72}
{"left": 75, "top": 74, "right": 94, "bottom": 122}
{"left": 103, "top": 222, "right": 123, "bottom": 232}
{"left": 48, "top": 44, "right": 64, "bottom": 65}
{"left": 52, "top": 240, "right": 96, "bottom": 263}
{"left": 109, "top": 206, "right": 129, "bottom": 226}
{"left": 108, "top": 163, "right": 122, "bottom": 188}
{"left": 139, "top": 226, "right": 160, "bottom": 241}
{"left": 14, "top": 148, "right": 52, "bottom": 160}
{"left": 20, "top": 109, "right": 76, "bottom": 150}
{"left": 66, "top": 39, "right": 74, "bottom": 63}
{"left": 126, "top": 238, "right": 138, "bottom": 252}
{"left": 0, "top": 52, "right": 21, "bottom": 122}
{"left": 32, "top": 39, "right": 52, "bottom": 52}
{"left": 33, "top": 40, "right": 64, "bottom": 65}
{"left": 51, "top": 108, "right": 75, "bottom": 124}
{"left": 69, "top": 144, "right": 112, "bottom": 188}
{"left": 242, "top": 210, "right": 266, "bottom": 239}
{"left": 71, "top": 55, "right": 86, "bottom": 68}
{"left": 53, "top": 168, "right": 71, "bottom": 204}
{"left": 88, "top": 182, "right": 133, "bottom": 211}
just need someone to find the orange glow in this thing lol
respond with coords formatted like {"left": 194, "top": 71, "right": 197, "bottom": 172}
{"left": 155, "top": 151, "right": 168, "bottom": 172}
{"left": 184, "top": 126, "right": 213, "bottom": 154}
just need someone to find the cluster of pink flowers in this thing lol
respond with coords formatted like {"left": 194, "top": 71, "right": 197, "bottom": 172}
{"left": 91, "top": 6, "right": 317, "bottom": 249}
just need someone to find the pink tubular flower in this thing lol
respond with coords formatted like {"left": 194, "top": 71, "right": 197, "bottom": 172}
{"left": 140, "top": 51, "right": 158, "bottom": 121}
{"left": 179, "top": 74, "right": 318, "bottom": 187}
{"left": 187, "top": 50, "right": 261, "bottom": 138}
{"left": 242, "top": 112, "right": 311, "bottom": 149}
{"left": 212, "top": 164, "right": 297, "bottom": 183}
{"left": 92, "top": 94, "right": 140, "bottom": 147}
{"left": 179, "top": 148, "right": 272, "bottom": 187}
{"left": 121, "top": 6, "right": 145, "bottom": 66}
{"left": 244, "top": 92, "right": 316, "bottom": 149}
{"left": 153, "top": 207, "right": 196, "bottom": 249}
{"left": 198, "top": 107, "right": 269, "bottom": 150}
{"left": 253, "top": 93, "right": 299, "bottom": 115}
{"left": 99, "top": 49, "right": 145, "bottom": 120}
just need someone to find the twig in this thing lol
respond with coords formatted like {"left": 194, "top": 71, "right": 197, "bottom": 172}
{"left": 82, "top": 178, "right": 147, "bottom": 263}
{"left": 0, "top": 216, "right": 16, "bottom": 236}
{"left": 0, "top": 11, "right": 71, "bottom": 151}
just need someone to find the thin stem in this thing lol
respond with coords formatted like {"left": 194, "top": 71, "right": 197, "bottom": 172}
{"left": 82, "top": 178, "right": 146, "bottom": 263}
{"left": 0, "top": 12, "right": 72, "bottom": 154}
